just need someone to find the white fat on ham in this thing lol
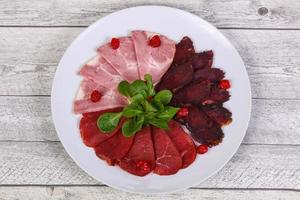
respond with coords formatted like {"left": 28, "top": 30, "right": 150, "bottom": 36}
{"left": 98, "top": 37, "right": 139, "bottom": 82}
{"left": 131, "top": 30, "right": 176, "bottom": 83}
{"left": 74, "top": 79, "right": 128, "bottom": 114}
{"left": 79, "top": 55, "right": 122, "bottom": 89}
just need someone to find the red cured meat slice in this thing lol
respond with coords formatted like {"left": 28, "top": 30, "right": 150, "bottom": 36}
{"left": 131, "top": 31, "right": 176, "bottom": 83}
{"left": 155, "top": 61, "right": 194, "bottom": 92}
{"left": 119, "top": 126, "right": 155, "bottom": 176}
{"left": 194, "top": 68, "right": 225, "bottom": 83}
{"left": 191, "top": 50, "right": 214, "bottom": 70}
{"left": 79, "top": 108, "right": 123, "bottom": 147}
{"left": 167, "top": 120, "right": 196, "bottom": 169}
{"left": 171, "top": 81, "right": 211, "bottom": 106}
{"left": 172, "top": 36, "right": 195, "bottom": 66}
{"left": 94, "top": 128, "right": 134, "bottom": 165}
{"left": 98, "top": 37, "right": 140, "bottom": 82}
{"left": 152, "top": 127, "right": 182, "bottom": 175}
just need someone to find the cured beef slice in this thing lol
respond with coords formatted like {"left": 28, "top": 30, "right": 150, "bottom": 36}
{"left": 94, "top": 128, "right": 134, "bottom": 165}
{"left": 172, "top": 36, "right": 195, "bottom": 66}
{"left": 98, "top": 37, "right": 140, "bottom": 82}
{"left": 203, "top": 85, "right": 230, "bottom": 105}
{"left": 155, "top": 61, "right": 194, "bottom": 91}
{"left": 152, "top": 127, "right": 182, "bottom": 175}
{"left": 79, "top": 108, "right": 123, "bottom": 147}
{"left": 167, "top": 120, "right": 196, "bottom": 168}
{"left": 171, "top": 81, "right": 211, "bottom": 106}
{"left": 191, "top": 122, "right": 224, "bottom": 147}
{"left": 194, "top": 68, "right": 225, "bottom": 83}
{"left": 192, "top": 50, "right": 213, "bottom": 70}
{"left": 131, "top": 31, "right": 176, "bottom": 83}
{"left": 179, "top": 106, "right": 224, "bottom": 146}
{"left": 119, "top": 126, "right": 155, "bottom": 176}
{"left": 203, "top": 105, "right": 232, "bottom": 126}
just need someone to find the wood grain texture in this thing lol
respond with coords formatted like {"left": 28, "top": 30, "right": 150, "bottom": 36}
{"left": 1, "top": 96, "right": 300, "bottom": 144}
{"left": 0, "top": 0, "right": 300, "bottom": 28}
{"left": 0, "top": 187, "right": 299, "bottom": 200}
{"left": 0, "top": 142, "right": 299, "bottom": 189}
{"left": 1, "top": 28, "right": 300, "bottom": 98}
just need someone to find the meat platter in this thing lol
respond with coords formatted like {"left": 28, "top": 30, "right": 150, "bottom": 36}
{"left": 51, "top": 6, "right": 251, "bottom": 193}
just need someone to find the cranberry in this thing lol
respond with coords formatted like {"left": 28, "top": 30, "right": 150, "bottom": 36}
{"left": 218, "top": 79, "right": 231, "bottom": 90}
{"left": 149, "top": 35, "right": 161, "bottom": 47}
{"left": 137, "top": 160, "right": 151, "bottom": 172}
{"left": 90, "top": 90, "right": 102, "bottom": 102}
{"left": 110, "top": 38, "right": 120, "bottom": 49}
{"left": 197, "top": 144, "right": 208, "bottom": 154}
{"left": 176, "top": 107, "right": 189, "bottom": 118}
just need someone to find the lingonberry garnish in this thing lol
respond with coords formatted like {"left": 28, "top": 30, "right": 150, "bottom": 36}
{"left": 149, "top": 35, "right": 161, "bottom": 47}
{"left": 197, "top": 144, "right": 208, "bottom": 154}
{"left": 176, "top": 107, "right": 189, "bottom": 118}
{"left": 218, "top": 79, "right": 231, "bottom": 90}
{"left": 90, "top": 90, "right": 102, "bottom": 102}
{"left": 110, "top": 38, "right": 120, "bottom": 49}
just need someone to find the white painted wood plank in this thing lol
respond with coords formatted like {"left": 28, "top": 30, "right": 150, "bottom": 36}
{"left": 0, "top": 142, "right": 299, "bottom": 189}
{"left": 1, "top": 28, "right": 300, "bottom": 99}
{"left": 1, "top": 96, "right": 300, "bottom": 145}
{"left": 0, "top": 187, "right": 298, "bottom": 200}
{"left": 0, "top": 0, "right": 300, "bottom": 28}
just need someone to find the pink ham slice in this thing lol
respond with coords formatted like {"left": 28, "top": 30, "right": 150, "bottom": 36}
{"left": 167, "top": 120, "right": 196, "bottom": 169}
{"left": 94, "top": 128, "right": 134, "bottom": 165}
{"left": 119, "top": 126, "right": 155, "bottom": 176}
{"left": 131, "top": 30, "right": 176, "bottom": 83}
{"left": 73, "top": 79, "right": 128, "bottom": 114}
{"left": 79, "top": 55, "right": 123, "bottom": 89}
{"left": 152, "top": 127, "right": 182, "bottom": 175}
{"left": 79, "top": 108, "right": 123, "bottom": 147}
{"left": 98, "top": 37, "right": 139, "bottom": 82}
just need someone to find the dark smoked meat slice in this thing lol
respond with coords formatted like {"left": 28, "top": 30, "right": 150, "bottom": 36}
{"left": 152, "top": 127, "right": 182, "bottom": 175}
{"left": 194, "top": 68, "right": 225, "bottom": 83}
{"left": 167, "top": 120, "right": 196, "bottom": 169}
{"left": 119, "top": 126, "right": 155, "bottom": 176}
{"left": 203, "top": 85, "right": 230, "bottom": 105}
{"left": 203, "top": 105, "right": 232, "bottom": 126}
{"left": 155, "top": 61, "right": 194, "bottom": 91}
{"left": 191, "top": 122, "right": 224, "bottom": 147}
{"left": 180, "top": 106, "right": 212, "bottom": 130}
{"left": 79, "top": 107, "right": 123, "bottom": 147}
{"left": 192, "top": 50, "right": 213, "bottom": 70}
{"left": 94, "top": 128, "right": 134, "bottom": 165}
{"left": 172, "top": 36, "right": 195, "bottom": 66}
{"left": 171, "top": 81, "right": 211, "bottom": 106}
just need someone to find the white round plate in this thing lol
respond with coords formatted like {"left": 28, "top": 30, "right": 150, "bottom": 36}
{"left": 51, "top": 6, "right": 251, "bottom": 194}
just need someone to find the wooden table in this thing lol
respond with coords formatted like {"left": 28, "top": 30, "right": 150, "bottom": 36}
{"left": 1, "top": 1, "right": 300, "bottom": 199}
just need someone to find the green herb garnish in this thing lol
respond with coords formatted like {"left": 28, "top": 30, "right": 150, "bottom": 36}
{"left": 97, "top": 74, "right": 179, "bottom": 137}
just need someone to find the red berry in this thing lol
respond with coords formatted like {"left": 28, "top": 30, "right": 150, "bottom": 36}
{"left": 197, "top": 144, "right": 208, "bottom": 154}
{"left": 218, "top": 79, "right": 231, "bottom": 90}
{"left": 110, "top": 38, "right": 120, "bottom": 49}
{"left": 136, "top": 160, "right": 151, "bottom": 172}
{"left": 149, "top": 35, "right": 161, "bottom": 47}
{"left": 90, "top": 90, "right": 102, "bottom": 102}
{"left": 176, "top": 107, "right": 189, "bottom": 118}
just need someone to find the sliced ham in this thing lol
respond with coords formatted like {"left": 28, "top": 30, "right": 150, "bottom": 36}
{"left": 79, "top": 108, "right": 123, "bottom": 147}
{"left": 73, "top": 79, "right": 128, "bottom": 114}
{"left": 131, "top": 31, "right": 176, "bottom": 83}
{"left": 79, "top": 55, "right": 123, "bottom": 89}
{"left": 98, "top": 37, "right": 139, "bottom": 82}
{"left": 167, "top": 120, "right": 196, "bottom": 169}
{"left": 94, "top": 128, "right": 134, "bottom": 165}
{"left": 119, "top": 126, "right": 155, "bottom": 176}
{"left": 152, "top": 127, "right": 182, "bottom": 175}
